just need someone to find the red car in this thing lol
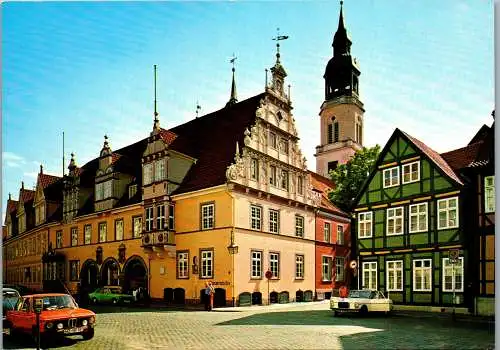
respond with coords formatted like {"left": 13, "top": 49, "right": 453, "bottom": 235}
{"left": 4, "top": 293, "right": 96, "bottom": 343}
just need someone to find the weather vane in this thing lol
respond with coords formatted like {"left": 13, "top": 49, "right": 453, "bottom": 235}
{"left": 230, "top": 53, "right": 237, "bottom": 71}
{"left": 196, "top": 101, "right": 201, "bottom": 118}
{"left": 272, "top": 28, "right": 289, "bottom": 61}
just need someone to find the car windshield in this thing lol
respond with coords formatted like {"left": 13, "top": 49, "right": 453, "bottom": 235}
{"left": 347, "top": 290, "right": 375, "bottom": 299}
{"left": 3, "top": 290, "right": 19, "bottom": 298}
{"left": 42, "top": 295, "right": 77, "bottom": 310}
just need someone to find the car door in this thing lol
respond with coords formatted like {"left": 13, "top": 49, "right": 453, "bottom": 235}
{"left": 16, "top": 297, "right": 34, "bottom": 332}
{"left": 103, "top": 288, "right": 112, "bottom": 303}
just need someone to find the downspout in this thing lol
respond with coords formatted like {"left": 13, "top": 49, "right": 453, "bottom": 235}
{"left": 227, "top": 184, "right": 236, "bottom": 307}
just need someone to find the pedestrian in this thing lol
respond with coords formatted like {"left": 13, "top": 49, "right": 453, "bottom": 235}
{"left": 209, "top": 282, "right": 215, "bottom": 311}
{"left": 132, "top": 288, "right": 138, "bottom": 302}
{"left": 204, "top": 283, "right": 211, "bottom": 311}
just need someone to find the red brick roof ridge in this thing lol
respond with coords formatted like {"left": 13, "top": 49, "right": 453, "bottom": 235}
{"left": 440, "top": 140, "right": 484, "bottom": 170}
{"left": 400, "top": 130, "right": 463, "bottom": 185}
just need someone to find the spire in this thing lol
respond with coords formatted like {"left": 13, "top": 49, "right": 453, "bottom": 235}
{"left": 40, "top": 164, "right": 43, "bottom": 174}
{"left": 100, "top": 135, "right": 112, "bottom": 157}
{"left": 153, "top": 64, "right": 160, "bottom": 131}
{"left": 333, "top": 0, "right": 351, "bottom": 56}
{"left": 8, "top": 193, "right": 11, "bottom": 200}
{"left": 226, "top": 54, "right": 238, "bottom": 107}
{"left": 68, "top": 152, "right": 77, "bottom": 172}
{"left": 270, "top": 28, "right": 289, "bottom": 97}
{"left": 196, "top": 101, "right": 201, "bottom": 118}
{"left": 21, "top": 181, "right": 24, "bottom": 190}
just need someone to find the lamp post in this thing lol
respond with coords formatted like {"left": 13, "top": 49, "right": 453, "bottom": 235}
{"left": 227, "top": 229, "right": 239, "bottom": 307}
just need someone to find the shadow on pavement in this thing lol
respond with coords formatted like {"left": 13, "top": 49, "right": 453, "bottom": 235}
{"left": 3, "top": 334, "right": 81, "bottom": 350}
{"left": 82, "top": 303, "right": 205, "bottom": 315}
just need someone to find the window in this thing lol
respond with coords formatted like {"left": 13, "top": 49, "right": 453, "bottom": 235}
{"left": 383, "top": 167, "right": 399, "bottom": 188}
{"left": 157, "top": 205, "right": 165, "bottom": 230}
{"left": 362, "top": 261, "right": 377, "bottom": 290}
{"left": 295, "top": 254, "right": 304, "bottom": 279}
{"left": 269, "top": 210, "right": 280, "bottom": 234}
{"left": 337, "top": 225, "right": 344, "bottom": 244}
{"left": 269, "top": 166, "right": 277, "bottom": 186}
{"left": 129, "top": 184, "right": 137, "bottom": 199}
{"left": 335, "top": 257, "right": 345, "bottom": 281}
{"left": 409, "top": 203, "right": 428, "bottom": 233}
{"left": 145, "top": 207, "right": 154, "bottom": 232}
{"left": 70, "top": 261, "right": 80, "bottom": 281}
{"left": 280, "top": 138, "right": 289, "bottom": 155}
{"left": 297, "top": 176, "right": 304, "bottom": 195}
{"left": 327, "top": 123, "right": 333, "bottom": 144}
{"left": 200, "top": 250, "right": 213, "bottom": 278}
{"left": 386, "top": 260, "right": 403, "bottom": 291}
{"left": 324, "top": 222, "right": 331, "bottom": 243}
{"left": 201, "top": 203, "right": 215, "bottom": 230}
{"left": 413, "top": 259, "right": 432, "bottom": 291}
{"left": 334, "top": 122, "right": 339, "bottom": 142}
{"left": 322, "top": 256, "right": 332, "bottom": 281}
{"left": 251, "top": 250, "right": 262, "bottom": 278}
{"left": 56, "top": 230, "right": 63, "bottom": 248}
{"left": 358, "top": 212, "right": 373, "bottom": 238}
{"left": 250, "top": 205, "right": 262, "bottom": 230}
{"left": 280, "top": 170, "right": 289, "bottom": 190}
{"left": 155, "top": 159, "right": 165, "bottom": 182}
{"left": 269, "top": 252, "right": 280, "bottom": 278}
{"left": 71, "top": 227, "right": 78, "bottom": 247}
{"left": 95, "top": 183, "right": 104, "bottom": 201}
{"left": 437, "top": 197, "right": 459, "bottom": 229}
{"left": 269, "top": 131, "right": 277, "bottom": 149}
{"left": 442, "top": 257, "right": 464, "bottom": 292}
{"left": 133, "top": 216, "right": 142, "bottom": 238}
{"left": 115, "top": 219, "right": 124, "bottom": 240}
{"left": 327, "top": 161, "right": 338, "bottom": 174}
{"left": 98, "top": 222, "right": 107, "bottom": 243}
{"left": 402, "top": 161, "right": 420, "bottom": 184}
{"left": 84, "top": 224, "right": 92, "bottom": 245}
{"left": 143, "top": 163, "right": 153, "bottom": 185}
{"left": 387, "top": 207, "right": 404, "bottom": 235}
{"left": 295, "top": 215, "right": 304, "bottom": 237}
{"left": 168, "top": 204, "right": 175, "bottom": 230}
{"left": 250, "top": 158, "right": 259, "bottom": 180}
{"left": 177, "top": 252, "right": 189, "bottom": 279}
{"left": 485, "top": 176, "right": 495, "bottom": 213}
{"left": 103, "top": 180, "right": 112, "bottom": 198}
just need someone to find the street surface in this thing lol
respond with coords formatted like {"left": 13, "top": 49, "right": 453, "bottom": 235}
{"left": 2, "top": 301, "right": 495, "bottom": 350}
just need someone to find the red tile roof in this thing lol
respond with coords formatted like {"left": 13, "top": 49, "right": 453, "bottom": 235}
{"left": 20, "top": 189, "right": 35, "bottom": 203}
{"left": 39, "top": 173, "right": 61, "bottom": 189}
{"left": 159, "top": 128, "right": 178, "bottom": 145}
{"left": 400, "top": 130, "right": 463, "bottom": 185}
{"left": 309, "top": 171, "right": 348, "bottom": 216}
{"left": 7, "top": 199, "right": 18, "bottom": 214}
{"left": 441, "top": 141, "right": 483, "bottom": 171}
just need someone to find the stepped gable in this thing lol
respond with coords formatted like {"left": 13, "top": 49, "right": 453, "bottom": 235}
{"left": 170, "top": 93, "right": 266, "bottom": 194}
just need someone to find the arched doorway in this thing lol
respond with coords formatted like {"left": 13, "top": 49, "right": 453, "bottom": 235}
{"left": 100, "top": 258, "right": 120, "bottom": 286}
{"left": 79, "top": 260, "right": 99, "bottom": 305}
{"left": 214, "top": 288, "right": 226, "bottom": 307}
{"left": 122, "top": 255, "right": 147, "bottom": 294}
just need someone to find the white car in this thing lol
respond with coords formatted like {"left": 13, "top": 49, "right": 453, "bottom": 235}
{"left": 330, "top": 289, "right": 393, "bottom": 316}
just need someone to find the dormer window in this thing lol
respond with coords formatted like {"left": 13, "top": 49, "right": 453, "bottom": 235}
{"left": 35, "top": 204, "right": 45, "bottom": 225}
{"left": 144, "top": 163, "right": 153, "bottom": 185}
{"left": 155, "top": 160, "right": 166, "bottom": 182}
{"left": 129, "top": 184, "right": 137, "bottom": 199}
{"left": 96, "top": 180, "right": 112, "bottom": 200}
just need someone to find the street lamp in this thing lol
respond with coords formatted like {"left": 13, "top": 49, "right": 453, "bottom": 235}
{"left": 227, "top": 229, "right": 239, "bottom": 307}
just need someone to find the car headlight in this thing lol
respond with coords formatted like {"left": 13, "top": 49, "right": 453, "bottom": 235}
{"left": 46, "top": 322, "right": 53, "bottom": 329}
{"left": 82, "top": 319, "right": 88, "bottom": 326}
{"left": 57, "top": 323, "right": 63, "bottom": 329}
{"left": 354, "top": 303, "right": 359, "bottom": 308}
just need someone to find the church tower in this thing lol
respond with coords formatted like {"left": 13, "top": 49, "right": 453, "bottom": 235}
{"left": 315, "top": 1, "right": 364, "bottom": 177}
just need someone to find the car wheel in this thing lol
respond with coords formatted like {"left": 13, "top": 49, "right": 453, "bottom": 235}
{"left": 82, "top": 328, "right": 95, "bottom": 340}
{"left": 92, "top": 298, "right": 98, "bottom": 304}
{"left": 359, "top": 305, "right": 368, "bottom": 316}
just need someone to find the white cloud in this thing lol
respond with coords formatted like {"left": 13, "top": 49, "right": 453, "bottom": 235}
{"left": 3, "top": 152, "right": 26, "bottom": 168}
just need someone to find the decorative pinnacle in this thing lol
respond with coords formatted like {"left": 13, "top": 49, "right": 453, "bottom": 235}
{"left": 226, "top": 54, "right": 238, "bottom": 107}
{"left": 196, "top": 101, "right": 201, "bottom": 118}
{"left": 40, "top": 164, "right": 43, "bottom": 174}
{"left": 272, "top": 27, "right": 289, "bottom": 63}
{"left": 103, "top": 134, "right": 109, "bottom": 147}
{"left": 153, "top": 65, "right": 160, "bottom": 130}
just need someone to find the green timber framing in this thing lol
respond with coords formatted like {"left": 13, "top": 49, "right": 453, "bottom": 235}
{"left": 352, "top": 128, "right": 470, "bottom": 308}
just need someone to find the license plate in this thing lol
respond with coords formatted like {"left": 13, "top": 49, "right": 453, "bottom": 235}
{"left": 64, "top": 326, "right": 85, "bottom": 334}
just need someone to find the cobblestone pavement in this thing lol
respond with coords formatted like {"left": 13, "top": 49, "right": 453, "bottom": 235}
{"left": 2, "top": 301, "right": 495, "bottom": 350}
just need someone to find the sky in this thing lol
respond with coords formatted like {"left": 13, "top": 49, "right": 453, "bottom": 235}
{"left": 2, "top": 1, "right": 495, "bottom": 222}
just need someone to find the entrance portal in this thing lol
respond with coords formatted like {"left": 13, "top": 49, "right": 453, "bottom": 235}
{"left": 122, "top": 255, "right": 147, "bottom": 293}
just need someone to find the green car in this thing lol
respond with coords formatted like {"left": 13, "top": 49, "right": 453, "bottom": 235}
{"left": 88, "top": 286, "right": 135, "bottom": 305}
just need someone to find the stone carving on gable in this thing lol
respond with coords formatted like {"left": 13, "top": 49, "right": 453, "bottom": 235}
{"left": 244, "top": 128, "right": 251, "bottom": 146}
{"left": 225, "top": 142, "right": 246, "bottom": 182}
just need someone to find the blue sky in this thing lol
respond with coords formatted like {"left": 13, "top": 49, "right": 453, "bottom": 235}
{"left": 2, "top": 1, "right": 494, "bottom": 220}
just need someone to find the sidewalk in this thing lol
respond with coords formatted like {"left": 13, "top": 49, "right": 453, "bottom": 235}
{"left": 213, "top": 299, "right": 330, "bottom": 312}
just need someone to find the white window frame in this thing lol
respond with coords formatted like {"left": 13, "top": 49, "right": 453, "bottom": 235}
{"left": 324, "top": 222, "right": 331, "bottom": 243}
{"left": 250, "top": 205, "right": 262, "bottom": 230}
{"left": 383, "top": 166, "right": 400, "bottom": 188}
{"left": 437, "top": 197, "right": 459, "bottom": 229}
{"left": 103, "top": 180, "right": 112, "bottom": 199}
{"left": 269, "top": 252, "right": 280, "bottom": 278}
{"left": 71, "top": 227, "right": 78, "bottom": 247}
{"left": 295, "top": 215, "right": 304, "bottom": 237}
{"left": 84, "top": 224, "right": 92, "bottom": 245}
{"left": 337, "top": 225, "right": 344, "bottom": 244}
{"left": 168, "top": 204, "right": 175, "bottom": 231}
{"left": 200, "top": 250, "right": 213, "bottom": 278}
{"left": 442, "top": 257, "right": 464, "bottom": 292}
{"left": 295, "top": 254, "right": 304, "bottom": 279}
{"left": 402, "top": 161, "right": 420, "bottom": 184}
{"left": 128, "top": 184, "right": 137, "bottom": 199}
{"left": 155, "top": 159, "right": 165, "bottom": 182}
{"left": 358, "top": 212, "right": 373, "bottom": 238}
{"left": 201, "top": 203, "right": 215, "bottom": 230}
{"left": 251, "top": 250, "right": 262, "bottom": 278}
{"left": 95, "top": 183, "right": 104, "bottom": 201}
{"left": 56, "top": 231, "right": 63, "bottom": 248}
{"left": 269, "top": 209, "right": 280, "bottom": 234}
{"left": 322, "top": 256, "right": 332, "bottom": 281}
{"left": 335, "top": 257, "right": 345, "bottom": 282}
{"left": 484, "top": 176, "right": 495, "bottom": 213}
{"left": 157, "top": 205, "right": 165, "bottom": 230}
{"left": 98, "top": 222, "right": 107, "bottom": 243}
{"left": 409, "top": 202, "right": 428, "bottom": 233}
{"left": 133, "top": 216, "right": 142, "bottom": 238}
{"left": 250, "top": 158, "right": 259, "bottom": 180}
{"left": 386, "top": 260, "right": 403, "bottom": 291}
{"left": 177, "top": 252, "right": 189, "bottom": 279}
{"left": 386, "top": 207, "right": 404, "bottom": 236}
{"left": 413, "top": 259, "right": 432, "bottom": 292}
{"left": 269, "top": 165, "right": 277, "bottom": 186}
{"left": 115, "top": 219, "right": 124, "bottom": 241}
{"left": 362, "top": 261, "right": 378, "bottom": 290}
{"left": 145, "top": 207, "right": 154, "bottom": 232}
{"left": 143, "top": 163, "right": 153, "bottom": 185}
